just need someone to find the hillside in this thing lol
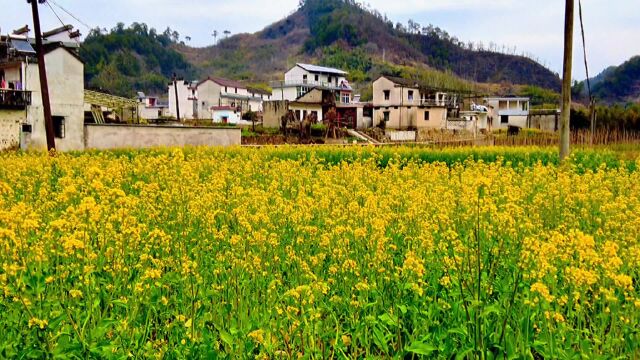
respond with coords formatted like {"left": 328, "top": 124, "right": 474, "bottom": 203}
{"left": 592, "top": 56, "right": 640, "bottom": 103}
{"left": 177, "top": 0, "right": 560, "bottom": 90}
{"left": 79, "top": 0, "right": 561, "bottom": 97}
{"left": 80, "top": 23, "right": 197, "bottom": 96}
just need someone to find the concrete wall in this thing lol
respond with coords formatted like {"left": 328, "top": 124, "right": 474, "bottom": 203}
{"left": 0, "top": 110, "right": 23, "bottom": 151}
{"left": 530, "top": 114, "right": 558, "bottom": 131}
{"left": 387, "top": 131, "right": 416, "bottom": 142}
{"left": 196, "top": 80, "right": 221, "bottom": 120}
{"left": 168, "top": 81, "right": 196, "bottom": 120}
{"left": 24, "top": 48, "right": 85, "bottom": 152}
{"left": 84, "top": 124, "right": 240, "bottom": 150}
{"left": 373, "top": 77, "right": 420, "bottom": 107}
{"left": 263, "top": 101, "right": 289, "bottom": 128}
{"left": 272, "top": 87, "right": 299, "bottom": 101}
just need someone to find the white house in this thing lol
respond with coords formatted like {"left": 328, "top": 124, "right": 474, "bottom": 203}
{"left": 137, "top": 92, "right": 169, "bottom": 120}
{"left": 168, "top": 77, "right": 270, "bottom": 120}
{"left": 0, "top": 35, "right": 85, "bottom": 151}
{"left": 168, "top": 79, "right": 198, "bottom": 120}
{"left": 211, "top": 106, "right": 242, "bottom": 125}
{"left": 270, "top": 63, "right": 352, "bottom": 121}
{"left": 484, "top": 97, "right": 530, "bottom": 129}
{"left": 42, "top": 25, "right": 82, "bottom": 43}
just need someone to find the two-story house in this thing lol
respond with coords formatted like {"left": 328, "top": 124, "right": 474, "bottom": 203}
{"left": 168, "top": 77, "right": 270, "bottom": 120}
{"left": 1, "top": 34, "right": 85, "bottom": 151}
{"left": 270, "top": 63, "right": 353, "bottom": 121}
{"left": 483, "top": 97, "right": 530, "bottom": 129}
{"left": 372, "top": 76, "right": 458, "bottom": 130}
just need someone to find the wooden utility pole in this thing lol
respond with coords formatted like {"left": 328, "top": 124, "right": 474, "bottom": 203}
{"left": 172, "top": 73, "right": 181, "bottom": 122}
{"left": 29, "top": 0, "right": 56, "bottom": 151}
{"left": 560, "top": 0, "right": 574, "bottom": 160}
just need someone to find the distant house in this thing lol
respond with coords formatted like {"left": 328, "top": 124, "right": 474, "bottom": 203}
{"left": 168, "top": 76, "right": 270, "bottom": 120}
{"left": 211, "top": 106, "right": 241, "bottom": 124}
{"left": 372, "top": 75, "right": 460, "bottom": 130}
{"left": 483, "top": 97, "right": 530, "bottom": 129}
{"left": 0, "top": 34, "right": 84, "bottom": 151}
{"left": 167, "top": 79, "right": 198, "bottom": 120}
{"left": 271, "top": 63, "right": 353, "bottom": 121}
{"left": 137, "top": 92, "right": 169, "bottom": 120}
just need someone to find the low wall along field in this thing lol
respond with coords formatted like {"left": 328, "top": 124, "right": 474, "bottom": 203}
{"left": 84, "top": 124, "right": 241, "bottom": 150}
{"left": 0, "top": 146, "right": 639, "bottom": 358}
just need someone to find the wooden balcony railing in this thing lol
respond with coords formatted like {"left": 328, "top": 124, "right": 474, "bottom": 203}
{"left": 0, "top": 89, "right": 32, "bottom": 109}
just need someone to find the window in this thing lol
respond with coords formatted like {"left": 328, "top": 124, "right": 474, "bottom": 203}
{"left": 522, "top": 102, "right": 529, "bottom": 111}
{"left": 383, "top": 111, "right": 390, "bottom": 122}
{"left": 303, "top": 75, "right": 308, "bottom": 84}
{"left": 315, "top": 75, "right": 319, "bottom": 82}
{"left": 297, "top": 86, "right": 309, "bottom": 98}
{"left": 303, "top": 110, "right": 308, "bottom": 119}
{"left": 53, "top": 116, "right": 65, "bottom": 139}
{"left": 311, "top": 111, "right": 318, "bottom": 119}
{"left": 342, "top": 93, "right": 350, "bottom": 104}
{"left": 408, "top": 90, "right": 414, "bottom": 101}
{"left": 235, "top": 87, "right": 238, "bottom": 94}
{"left": 501, "top": 115, "right": 509, "bottom": 124}
{"left": 384, "top": 90, "right": 390, "bottom": 101}
{"left": 225, "top": 86, "right": 228, "bottom": 93}
{"left": 328, "top": 76, "right": 333, "bottom": 84}
{"left": 424, "top": 111, "right": 430, "bottom": 121}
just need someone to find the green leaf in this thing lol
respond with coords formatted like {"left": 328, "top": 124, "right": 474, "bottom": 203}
{"left": 406, "top": 341, "right": 437, "bottom": 355}
{"left": 219, "top": 329, "right": 234, "bottom": 347}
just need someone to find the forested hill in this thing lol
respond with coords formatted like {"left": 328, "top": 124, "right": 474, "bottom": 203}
{"left": 79, "top": 0, "right": 562, "bottom": 97}
{"left": 80, "top": 23, "right": 196, "bottom": 97}
{"left": 592, "top": 56, "right": 640, "bottom": 103}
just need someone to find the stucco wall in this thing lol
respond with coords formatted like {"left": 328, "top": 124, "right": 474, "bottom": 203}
{"left": 24, "top": 48, "right": 85, "bottom": 152}
{"left": 373, "top": 77, "right": 420, "bottom": 106}
{"left": 263, "top": 101, "right": 289, "bottom": 128}
{"left": 0, "top": 110, "right": 23, "bottom": 151}
{"left": 84, "top": 124, "right": 241, "bottom": 150}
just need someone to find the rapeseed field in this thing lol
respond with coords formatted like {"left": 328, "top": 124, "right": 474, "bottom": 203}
{"left": 0, "top": 147, "right": 638, "bottom": 358}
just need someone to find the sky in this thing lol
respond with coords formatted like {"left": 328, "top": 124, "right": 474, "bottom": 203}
{"left": 3, "top": 0, "right": 639, "bottom": 80}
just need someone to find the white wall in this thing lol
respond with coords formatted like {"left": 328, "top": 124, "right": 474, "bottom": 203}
{"left": 168, "top": 82, "right": 196, "bottom": 120}
{"left": 24, "top": 48, "right": 85, "bottom": 151}
{"left": 84, "top": 124, "right": 241, "bottom": 149}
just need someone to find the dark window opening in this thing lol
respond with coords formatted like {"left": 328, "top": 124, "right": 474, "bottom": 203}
{"left": 501, "top": 115, "right": 509, "bottom": 124}
{"left": 384, "top": 90, "right": 390, "bottom": 101}
{"left": 53, "top": 116, "right": 65, "bottom": 139}
{"left": 424, "top": 111, "right": 430, "bottom": 121}
{"left": 383, "top": 111, "right": 390, "bottom": 122}
{"left": 408, "top": 90, "right": 414, "bottom": 101}
{"left": 314, "top": 75, "right": 319, "bottom": 82}
{"left": 22, "top": 123, "right": 32, "bottom": 133}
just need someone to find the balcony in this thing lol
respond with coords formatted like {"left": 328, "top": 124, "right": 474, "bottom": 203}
{"left": 420, "top": 99, "right": 459, "bottom": 107}
{"left": 0, "top": 89, "right": 32, "bottom": 109}
{"left": 270, "top": 79, "right": 352, "bottom": 91}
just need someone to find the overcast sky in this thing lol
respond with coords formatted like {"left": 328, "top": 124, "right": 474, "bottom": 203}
{"left": 3, "top": 0, "right": 639, "bottom": 80}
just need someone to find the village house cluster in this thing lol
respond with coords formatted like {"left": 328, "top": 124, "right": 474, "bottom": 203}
{"left": 1, "top": 23, "right": 561, "bottom": 151}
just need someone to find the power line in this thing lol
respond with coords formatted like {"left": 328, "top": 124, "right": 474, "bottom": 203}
{"left": 48, "top": 0, "right": 93, "bottom": 31}
{"left": 45, "top": 1, "right": 80, "bottom": 45}
{"left": 578, "top": 0, "right": 592, "bottom": 100}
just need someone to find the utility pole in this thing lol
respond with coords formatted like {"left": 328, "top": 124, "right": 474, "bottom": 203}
{"left": 172, "top": 73, "right": 181, "bottom": 122}
{"left": 29, "top": 0, "right": 55, "bottom": 151}
{"left": 560, "top": 0, "right": 574, "bottom": 160}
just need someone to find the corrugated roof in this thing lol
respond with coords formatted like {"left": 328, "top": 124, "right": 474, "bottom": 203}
{"left": 297, "top": 63, "right": 348, "bottom": 75}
